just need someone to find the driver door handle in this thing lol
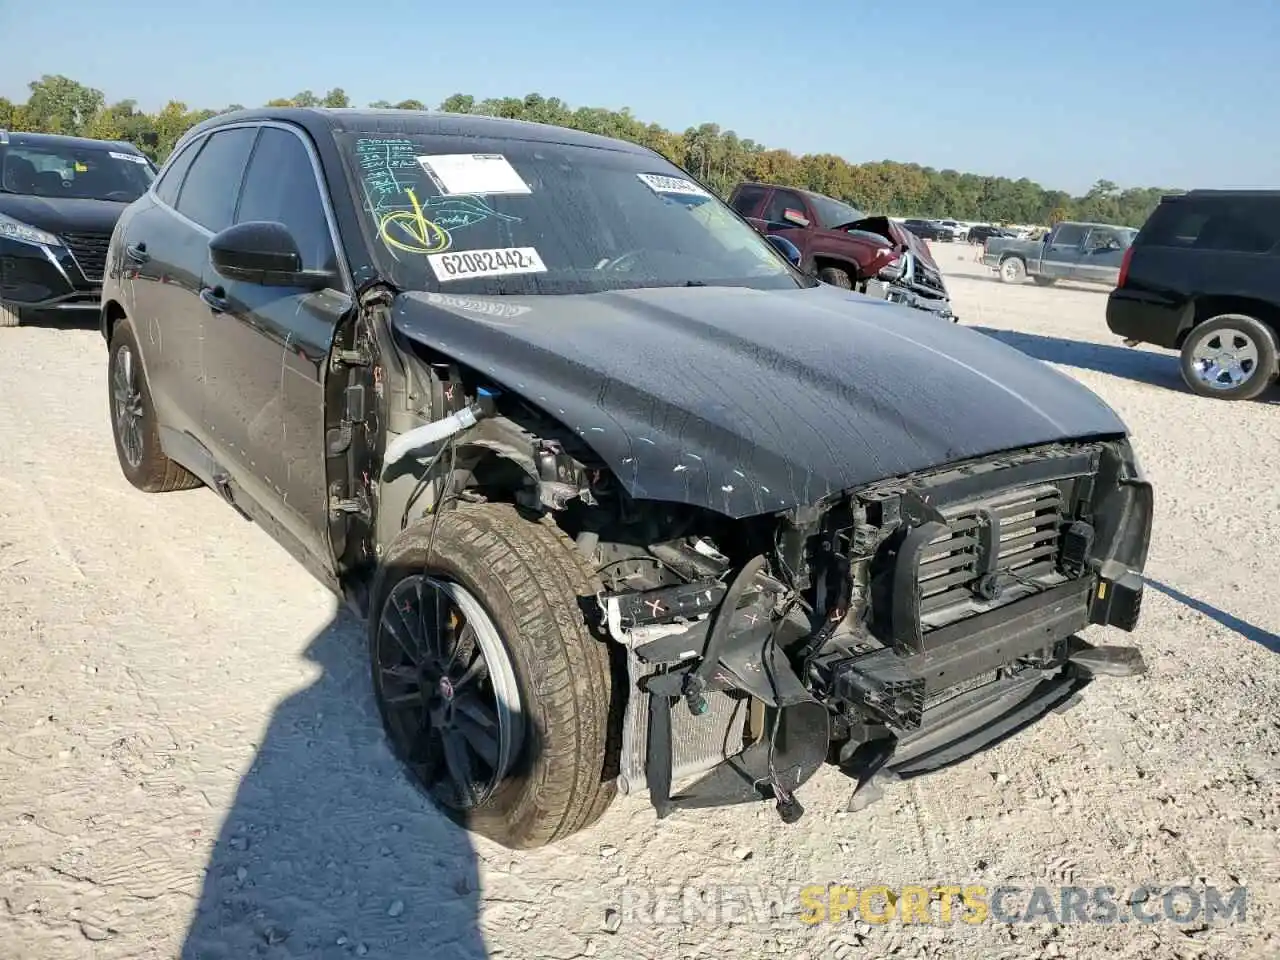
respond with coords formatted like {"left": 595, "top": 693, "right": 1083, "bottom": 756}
{"left": 199, "top": 285, "right": 229, "bottom": 313}
{"left": 125, "top": 242, "right": 149, "bottom": 264}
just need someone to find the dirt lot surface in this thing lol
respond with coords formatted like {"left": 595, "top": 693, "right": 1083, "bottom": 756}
{"left": 1, "top": 250, "right": 1277, "bottom": 960}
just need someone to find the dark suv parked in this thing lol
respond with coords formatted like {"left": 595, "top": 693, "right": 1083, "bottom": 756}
{"left": 902, "top": 218, "right": 944, "bottom": 241}
{"left": 1, "top": 130, "right": 155, "bottom": 327}
{"left": 1107, "top": 189, "right": 1280, "bottom": 400}
{"left": 102, "top": 108, "right": 1152, "bottom": 849}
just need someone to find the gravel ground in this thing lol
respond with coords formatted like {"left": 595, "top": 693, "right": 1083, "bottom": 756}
{"left": 1, "top": 250, "right": 1277, "bottom": 960}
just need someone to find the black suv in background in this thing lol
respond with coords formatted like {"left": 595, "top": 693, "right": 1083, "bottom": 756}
{"left": 0, "top": 130, "right": 156, "bottom": 327}
{"left": 968, "top": 224, "right": 1015, "bottom": 245}
{"left": 1107, "top": 189, "right": 1280, "bottom": 401}
{"left": 901, "top": 218, "right": 944, "bottom": 241}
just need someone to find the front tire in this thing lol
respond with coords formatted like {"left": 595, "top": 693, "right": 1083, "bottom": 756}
{"left": 108, "top": 319, "right": 201, "bottom": 492}
{"left": 999, "top": 257, "right": 1027, "bottom": 283}
{"left": 1179, "top": 313, "right": 1279, "bottom": 401}
{"left": 817, "top": 266, "right": 853, "bottom": 289}
{"left": 368, "top": 503, "right": 617, "bottom": 849}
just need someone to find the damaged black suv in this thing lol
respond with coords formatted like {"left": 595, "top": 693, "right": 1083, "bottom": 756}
{"left": 101, "top": 109, "right": 1153, "bottom": 849}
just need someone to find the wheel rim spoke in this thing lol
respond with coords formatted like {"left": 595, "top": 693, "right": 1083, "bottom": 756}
{"left": 451, "top": 647, "right": 487, "bottom": 691}
{"left": 443, "top": 622, "right": 474, "bottom": 673}
{"left": 454, "top": 694, "right": 498, "bottom": 731}
{"left": 454, "top": 710, "right": 500, "bottom": 768}
{"left": 407, "top": 723, "right": 440, "bottom": 765}
{"left": 442, "top": 732, "right": 480, "bottom": 807}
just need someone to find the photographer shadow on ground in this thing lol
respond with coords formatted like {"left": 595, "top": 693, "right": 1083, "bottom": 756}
{"left": 972, "top": 326, "right": 1280, "bottom": 403}
{"left": 972, "top": 326, "right": 1191, "bottom": 393}
{"left": 1146, "top": 579, "right": 1280, "bottom": 655}
{"left": 180, "top": 610, "right": 490, "bottom": 960}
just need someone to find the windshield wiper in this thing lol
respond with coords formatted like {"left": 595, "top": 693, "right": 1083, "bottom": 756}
{"left": 683, "top": 280, "right": 707, "bottom": 287}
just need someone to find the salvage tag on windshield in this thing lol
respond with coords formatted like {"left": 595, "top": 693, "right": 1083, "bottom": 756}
{"left": 637, "top": 173, "right": 711, "bottom": 197}
{"left": 416, "top": 153, "right": 531, "bottom": 197}
{"left": 109, "top": 151, "right": 148, "bottom": 164}
{"left": 427, "top": 246, "right": 546, "bottom": 282}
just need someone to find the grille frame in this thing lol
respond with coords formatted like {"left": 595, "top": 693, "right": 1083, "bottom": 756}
{"left": 917, "top": 481, "right": 1068, "bottom": 624}
{"left": 60, "top": 231, "right": 111, "bottom": 283}
{"left": 890, "top": 476, "right": 1090, "bottom": 655}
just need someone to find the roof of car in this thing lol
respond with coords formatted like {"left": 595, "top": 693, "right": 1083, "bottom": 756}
{"left": 182, "top": 107, "right": 655, "bottom": 156}
{"left": 1175, "top": 189, "right": 1280, "bottom": 199}
{"left": 1059, "top": 221, "right": 1131, "bottom": 229}
{"left": 739, "top": 180, "right": 848, "bottom": 203}
{"left": 0, "top": 129, "right": 144, "bottom": 154}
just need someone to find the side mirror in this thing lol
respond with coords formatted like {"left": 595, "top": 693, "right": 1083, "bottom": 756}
{"left": 782, "top": 208, "right": 810, "bottom": 228}
{"left": 765, "top": 234, "right": 802, "bottom": 267}
{"left": 209, "top": 221, "right": 331, "bottom": 289}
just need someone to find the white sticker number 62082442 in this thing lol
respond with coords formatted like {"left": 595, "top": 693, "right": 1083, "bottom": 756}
{"left": 426, "top": 246, "right": 547, "bottom": 282}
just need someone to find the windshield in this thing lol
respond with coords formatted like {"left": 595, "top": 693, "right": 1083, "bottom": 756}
{"left": 806, "top": 192, "right": 866, "bottom": 229}
{"left": 340, "top": 133, "right": 802, "bottom": 295}
{"left": 1, "top": 144, "right": 155, "bottom": 202}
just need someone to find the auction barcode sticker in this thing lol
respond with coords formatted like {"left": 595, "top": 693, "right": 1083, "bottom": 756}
{"left": 417, "top": 154, "right": 532, "bottom": 197}
{"left": 109, "top": 151, "right": 149, "bottom": 164}
{"left": 427, "top": 246, "right": 547, "bottom": 282}
{"left": 637, "top": 173, "right": 711, "bottom": 197}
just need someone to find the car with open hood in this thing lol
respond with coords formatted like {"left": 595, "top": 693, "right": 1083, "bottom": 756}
{"left": 100, "top": 108, "right": 1154, "bottom": 849}
{"left": 1, "top": 130, "right": 156, "bottom": 327}
{"left": 729, "top": 181, "right": 956, "bottom": 320}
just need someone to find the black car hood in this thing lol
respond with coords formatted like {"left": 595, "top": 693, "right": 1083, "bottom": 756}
{"left": 392, "top": 284, "right": 1127, "bottom": 518}
{"left": 0, "top": 193, "right": 128, "bottom": 236}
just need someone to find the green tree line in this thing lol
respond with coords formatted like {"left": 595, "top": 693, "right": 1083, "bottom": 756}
{"left": 2, "top": 74, "right": 1175, "bottom": 227}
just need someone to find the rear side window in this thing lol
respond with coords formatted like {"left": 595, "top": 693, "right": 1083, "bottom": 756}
{"left": 730, "top": 184, "right": 767, "bottom": 216}
{"left": 174, "top": 127, "right": 257, "bottom": 233}
{"left": 1050, "top": 224, "right": 1087, "bottom": 246}
{"left": 235, "top": 126, "right": 336, "bottom": 272}
{"left": 153, "top": 137, "right": 203, "bottom": 207}
{"left": 1140, "top": 197, "right": 1280, "bottom": 254}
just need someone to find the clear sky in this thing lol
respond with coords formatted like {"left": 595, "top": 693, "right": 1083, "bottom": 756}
{"left": 2, "top": 0, "right": 1276, "bottom": 194}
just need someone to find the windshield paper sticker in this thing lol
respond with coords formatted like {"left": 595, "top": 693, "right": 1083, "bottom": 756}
{"left": 109, "top": 151, "right": 148, "bottom": 164}
{"left": 428, "top": 246, "right": 546, "bottom": 282}
{"left": 637, "top": 173, "right": 711, "bottom": 197}
{"left": 416, "top": 154, "right": 531, "bottom": 197}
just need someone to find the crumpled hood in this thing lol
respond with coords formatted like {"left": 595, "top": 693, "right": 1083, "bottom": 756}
{"left": 885, "top": 220, "right": 940, "bottom": 272}
{"left": 392, "top": 283, "right": 1127, "bottom": 518}
{"left": 0, "top": 194, "right": 127, "bottom": 236}
{"left": 843, "top": 215, "right": 941, "bottom": 276}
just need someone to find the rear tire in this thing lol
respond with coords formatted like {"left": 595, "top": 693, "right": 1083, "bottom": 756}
{"left": 0, "top": 303, "right": 22, "bottom": 328}
{"left": 999, "top": 258, "right": 1027, "bottom": 284}
{"left": 817, "top": 266, "right": 853, "bottom": 289}
{"left": 1179, "top": 313, "right": 1279, "bottom": 401}
{"left": 368, "top": 502, "right": 618, "bottom": 849}
{"left": 108, "top": 319, "right": 202, "bottom": 492}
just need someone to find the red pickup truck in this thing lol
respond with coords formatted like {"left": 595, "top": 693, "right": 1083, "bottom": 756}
{"left": 729, "top": 181, "right": 956, "bottom": 321}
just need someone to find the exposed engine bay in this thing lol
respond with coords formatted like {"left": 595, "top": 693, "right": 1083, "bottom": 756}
{"left": 362, "top": 332, "right": 1154, "bottom": 824}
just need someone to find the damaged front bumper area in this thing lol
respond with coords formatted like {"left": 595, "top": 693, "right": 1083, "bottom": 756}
{"left": 596, "top": 438, "right": 1152, "bottom": 824}
{"left": 864, "top": 255, "right": 956, "bottom": 321}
